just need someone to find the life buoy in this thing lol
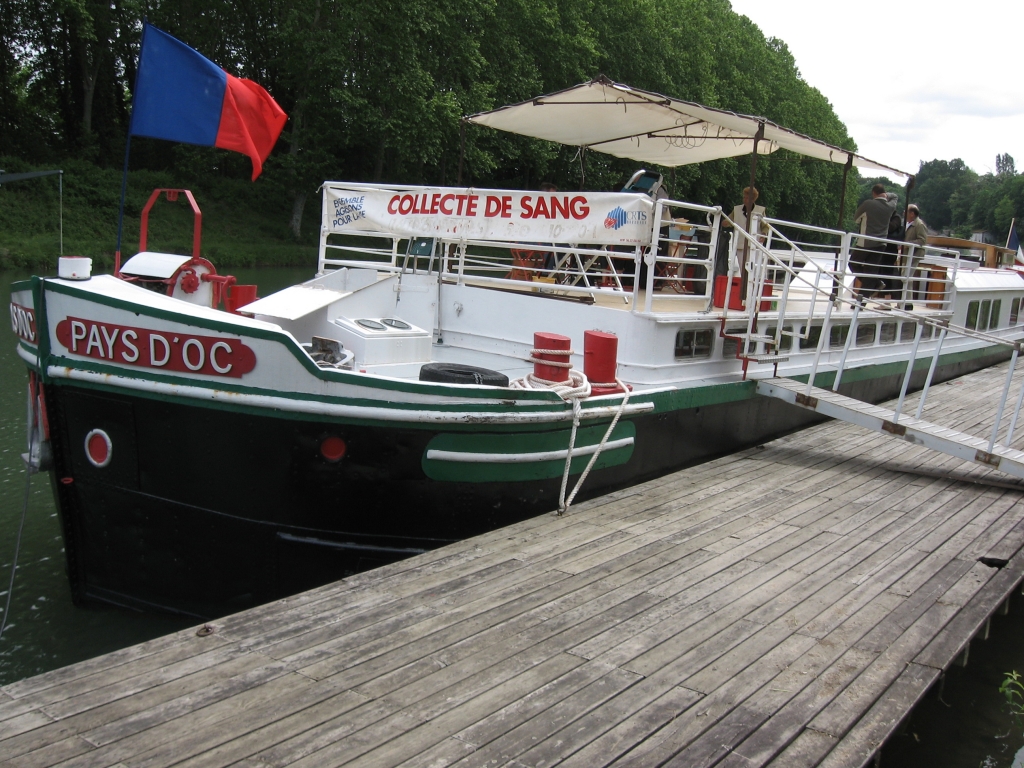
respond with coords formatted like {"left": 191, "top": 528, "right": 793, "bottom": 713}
{"left": 419, "top": 363, "right": 509, "bottom": 387}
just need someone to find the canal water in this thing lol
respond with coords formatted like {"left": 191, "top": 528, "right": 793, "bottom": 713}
{"left": 2, "top": 266, "right": 1024, "bottom": 765}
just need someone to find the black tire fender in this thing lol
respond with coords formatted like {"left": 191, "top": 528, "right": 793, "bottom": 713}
{"left": 419, "top": 363, "right": 510, "bottom": 387}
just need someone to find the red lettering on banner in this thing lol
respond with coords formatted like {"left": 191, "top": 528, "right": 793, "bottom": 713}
{"left": 534, "top": 197, "right": 550, "bottom": 219}
{"left": 387, "top": 195, "right": 400, "bottom": 214}
{"left": 570, "top": 196, "right": 590, "bottom": 219}
{"left": 455, "top": 194, "right": 468, "bottom": 215}
{"left": 484, "top": 196, "right": 501, "bottom": 218}
{"left": 439, "top": 194, "right": 455, "bottom": 215}
{"left": 465, "top": 195, "right": 479, "bottom": 216}
{"left": 520, "top": 196, "right": 534, "bottom": 219}
{"left": 55, "top": 317, "right": 256, "bottom": 378}
{"left": 430, "top": 193, "right": 441, "bottom": 214}
{"left": 551, "top": 196, "right": 569, "bottom": 219}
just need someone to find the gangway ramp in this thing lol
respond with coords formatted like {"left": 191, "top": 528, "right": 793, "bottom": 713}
{"left": 757, "top": 377, "right": 1024, "bottom": 480}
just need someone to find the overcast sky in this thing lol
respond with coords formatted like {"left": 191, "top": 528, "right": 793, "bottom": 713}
{"left": 727, "top": 0, "right": 1024, "bottom": 182}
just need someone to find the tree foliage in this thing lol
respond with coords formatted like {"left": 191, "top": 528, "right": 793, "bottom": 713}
{"left": 912, "top": 154, "right": 1024, "bottom": 243}
{"left": 3, "top": 0, "right": 860, "bottom": 244}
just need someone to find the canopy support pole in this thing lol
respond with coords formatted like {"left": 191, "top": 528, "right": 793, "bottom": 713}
{"left": 903, "top": 174, "right": 916, "bottom": 220}
{"left": 456, "top": 121, "right": 466, "bottom": 185}
{"left": 579, "top": 147, "right": 587, "bottom": 191}
{"left": 836, "top": 153, "right": 854, "bottom": 229}
{"left": 740, "top": 123, "right": 765, "bottom": 304}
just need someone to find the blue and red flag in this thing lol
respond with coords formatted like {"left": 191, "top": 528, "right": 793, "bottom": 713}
{"left": 130, "top": 24, "right": 287, "bottom": 180}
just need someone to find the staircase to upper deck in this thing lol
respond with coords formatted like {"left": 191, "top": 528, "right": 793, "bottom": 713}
{"left": 712, "top": 210, "right": 1024, "bottom": 481}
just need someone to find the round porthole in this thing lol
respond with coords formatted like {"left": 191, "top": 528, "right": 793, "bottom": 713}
{"left": 381, "top": 318, "right": 412, "bottom": 330}
{"left": 356, "top": 319, "right": 386, "bottom": 331}
{"left": 84, "top": 429, "right": 112, "bottom": 468}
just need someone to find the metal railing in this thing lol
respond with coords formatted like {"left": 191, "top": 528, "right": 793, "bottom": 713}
{"left": 727, "top": 218, "right": 1024, "bottom": 455}
{"left": 319, "top": 199, "right": 723, "bottom": 307}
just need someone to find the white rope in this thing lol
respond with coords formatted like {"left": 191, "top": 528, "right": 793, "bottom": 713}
{"left": 509, "top": 347, "right": 631, "bottom": 515}
{"left": 559, "top": 377, "right": 631, "bottom": 515}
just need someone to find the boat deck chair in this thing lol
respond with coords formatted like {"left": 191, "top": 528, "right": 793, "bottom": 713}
{"left": 402, "top": 237, "right": 436, "bottom": 274}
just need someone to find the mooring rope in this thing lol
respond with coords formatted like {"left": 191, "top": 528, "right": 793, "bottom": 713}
{"left": 1, "top": 390, "right": 34, "bottom": 641}
{"left": 510, "top": 348, "right": 631, "bottom": 515}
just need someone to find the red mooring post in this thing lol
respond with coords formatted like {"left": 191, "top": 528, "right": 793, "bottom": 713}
{"left": 533, "top": 332, "right": 572, "bottom": 383}
{"left": 584, "top": 330, "right": 623, "bottom": 394}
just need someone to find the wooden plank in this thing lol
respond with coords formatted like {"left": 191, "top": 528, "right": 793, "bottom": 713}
{"left": 915, "top": 557, "right": 1024, "bottom": 670}
{"left": 714, "top": 647, "right": 877, "bottom": 768}
{"left": 766, "top": 728, "right": 839, "bottom": 767}
{"left": 816, "top": 662, "right": 940, "bottom": 768}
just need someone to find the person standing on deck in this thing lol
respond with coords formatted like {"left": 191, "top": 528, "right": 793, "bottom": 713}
{"left": 904, "top": 204, "right": 928, "bottom": 249}
{"left": 852, "top": 184, "right": 898, "bottom": 297}
{"left": 717, "top": 186, "right": 767, "bottom": 277}
{"left": 903, "top": 204, "right": 929, "bottom": 305}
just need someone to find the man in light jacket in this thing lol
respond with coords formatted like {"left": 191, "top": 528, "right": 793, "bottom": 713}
{"left": 903, "top": 204, "right": 929, "bottom": 306}
{"left": 904, "top": 204, "right": 928, "bottom": 248}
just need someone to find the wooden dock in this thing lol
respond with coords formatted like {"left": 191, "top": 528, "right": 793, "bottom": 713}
{"left": 4, "top": 364, "right": 1024, "bottom": 768}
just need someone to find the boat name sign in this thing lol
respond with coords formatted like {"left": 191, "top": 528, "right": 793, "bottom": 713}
{"left": 324, "top": 185, "right": 655, "bottom": 245}
{"left": 55, "top": 317, "right": 256, "bottom": 377}
{"left": 10, "top": 302, "right": 37, "bottom": 344}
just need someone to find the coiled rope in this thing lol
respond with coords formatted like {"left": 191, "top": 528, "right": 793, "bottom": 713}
{"left": 511, "top": 347, "right": 631, "bottom": 515}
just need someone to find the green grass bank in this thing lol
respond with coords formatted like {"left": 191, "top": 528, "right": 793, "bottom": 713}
{"left": 0, "top": 158, "right": 318, "bottom": 272}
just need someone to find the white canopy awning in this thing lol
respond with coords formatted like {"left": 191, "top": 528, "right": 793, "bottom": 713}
{"left": 466, "top": 77, "right": 909, "bottom": 178}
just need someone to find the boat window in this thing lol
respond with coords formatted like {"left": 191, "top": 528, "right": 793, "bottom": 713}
{"left": 966, "top": 300, "right": 980, "bottom": 330}
{"left": 799, "top": 325, "right": 821, "bottom": 350}
{"left": 922, "top": 324, "right": 933, "bottom": 339}
{"left": 765, "top": 326, "right": 792, "bottom": 351}
{"left": 1012, "top": 298, "right": 1021, "bottom": 325}
{"left": 829, "top": 324, "right": 849, "bottom": 349}
{"left": 980, "top": 300, "right": 992, "bottom": 331}
{"left": 382, "top": 318, "right": 412, "bottom": 330}
{"left": 856, "top": 323, "right": 876, "bottom": 347}
{"left": 900, "top": 322, "right": 917, "bottom": 342}
{"left": 356, "top": 319, "right": 387, "bottom": 331}
{"left": 721, "top": 327, "right": 746, "bottom": 358}
{"left": 675, "top": 328, "right": 713, "bottom": 359}
{"left": 991, "top": 300, "right": 1002, "bottom": 329}
{"left": 879, "top": 322, "right": 897, "bottom": 344}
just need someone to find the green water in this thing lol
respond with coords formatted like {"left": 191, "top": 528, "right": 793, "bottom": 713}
{"left": 2, "top": 266, "right": 1024, "bottom": 766}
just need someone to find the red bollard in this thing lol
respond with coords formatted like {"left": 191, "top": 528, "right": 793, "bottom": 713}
{"left": 584, "top": 330, "right": 624, "bottom": 395}
{"left": 225, "top": 284, "right": 258, "bottom": 313}
{"left": 533, "top": 332, "right": 571, "bottom": 383}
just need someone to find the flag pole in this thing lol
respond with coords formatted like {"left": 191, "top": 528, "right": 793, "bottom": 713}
{"left": 1007, "top": 218, "right": 1015, "bottom": 249}
{"left": 115, "top": 21, "right": 148, "bottom": 277}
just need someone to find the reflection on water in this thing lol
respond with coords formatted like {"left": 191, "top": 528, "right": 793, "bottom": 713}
{"left": 0, "top": 266, "right": 311, "bottom": 685}
{"left": 1, "top": 264, "right": 1023, "bottom": 767}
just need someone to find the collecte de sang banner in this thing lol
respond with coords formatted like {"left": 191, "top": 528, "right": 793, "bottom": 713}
{"left": 323, "top": 185, "right": 655, "bottom": 246}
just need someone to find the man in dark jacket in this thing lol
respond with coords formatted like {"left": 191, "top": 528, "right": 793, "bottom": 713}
{"left": 850, "top": 184, "right": 898, "bottom": 296}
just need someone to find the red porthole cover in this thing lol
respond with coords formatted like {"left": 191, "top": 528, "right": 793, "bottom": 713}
{"left": 84, "top": 429, "right": 112, "bottom": 468}
{"left": 320, "top": 436, "right": 347, "bottom": 462}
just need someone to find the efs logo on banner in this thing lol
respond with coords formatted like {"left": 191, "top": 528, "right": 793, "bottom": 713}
{"left": 55, "top": 317, "right": 256, "bottom": 378}
{"left": 604, "top": 207, "right": 648, "bottom": 230}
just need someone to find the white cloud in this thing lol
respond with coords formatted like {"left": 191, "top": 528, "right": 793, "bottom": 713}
{"left": 728, "top": 0, "right": 1024, "bottom": 177}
